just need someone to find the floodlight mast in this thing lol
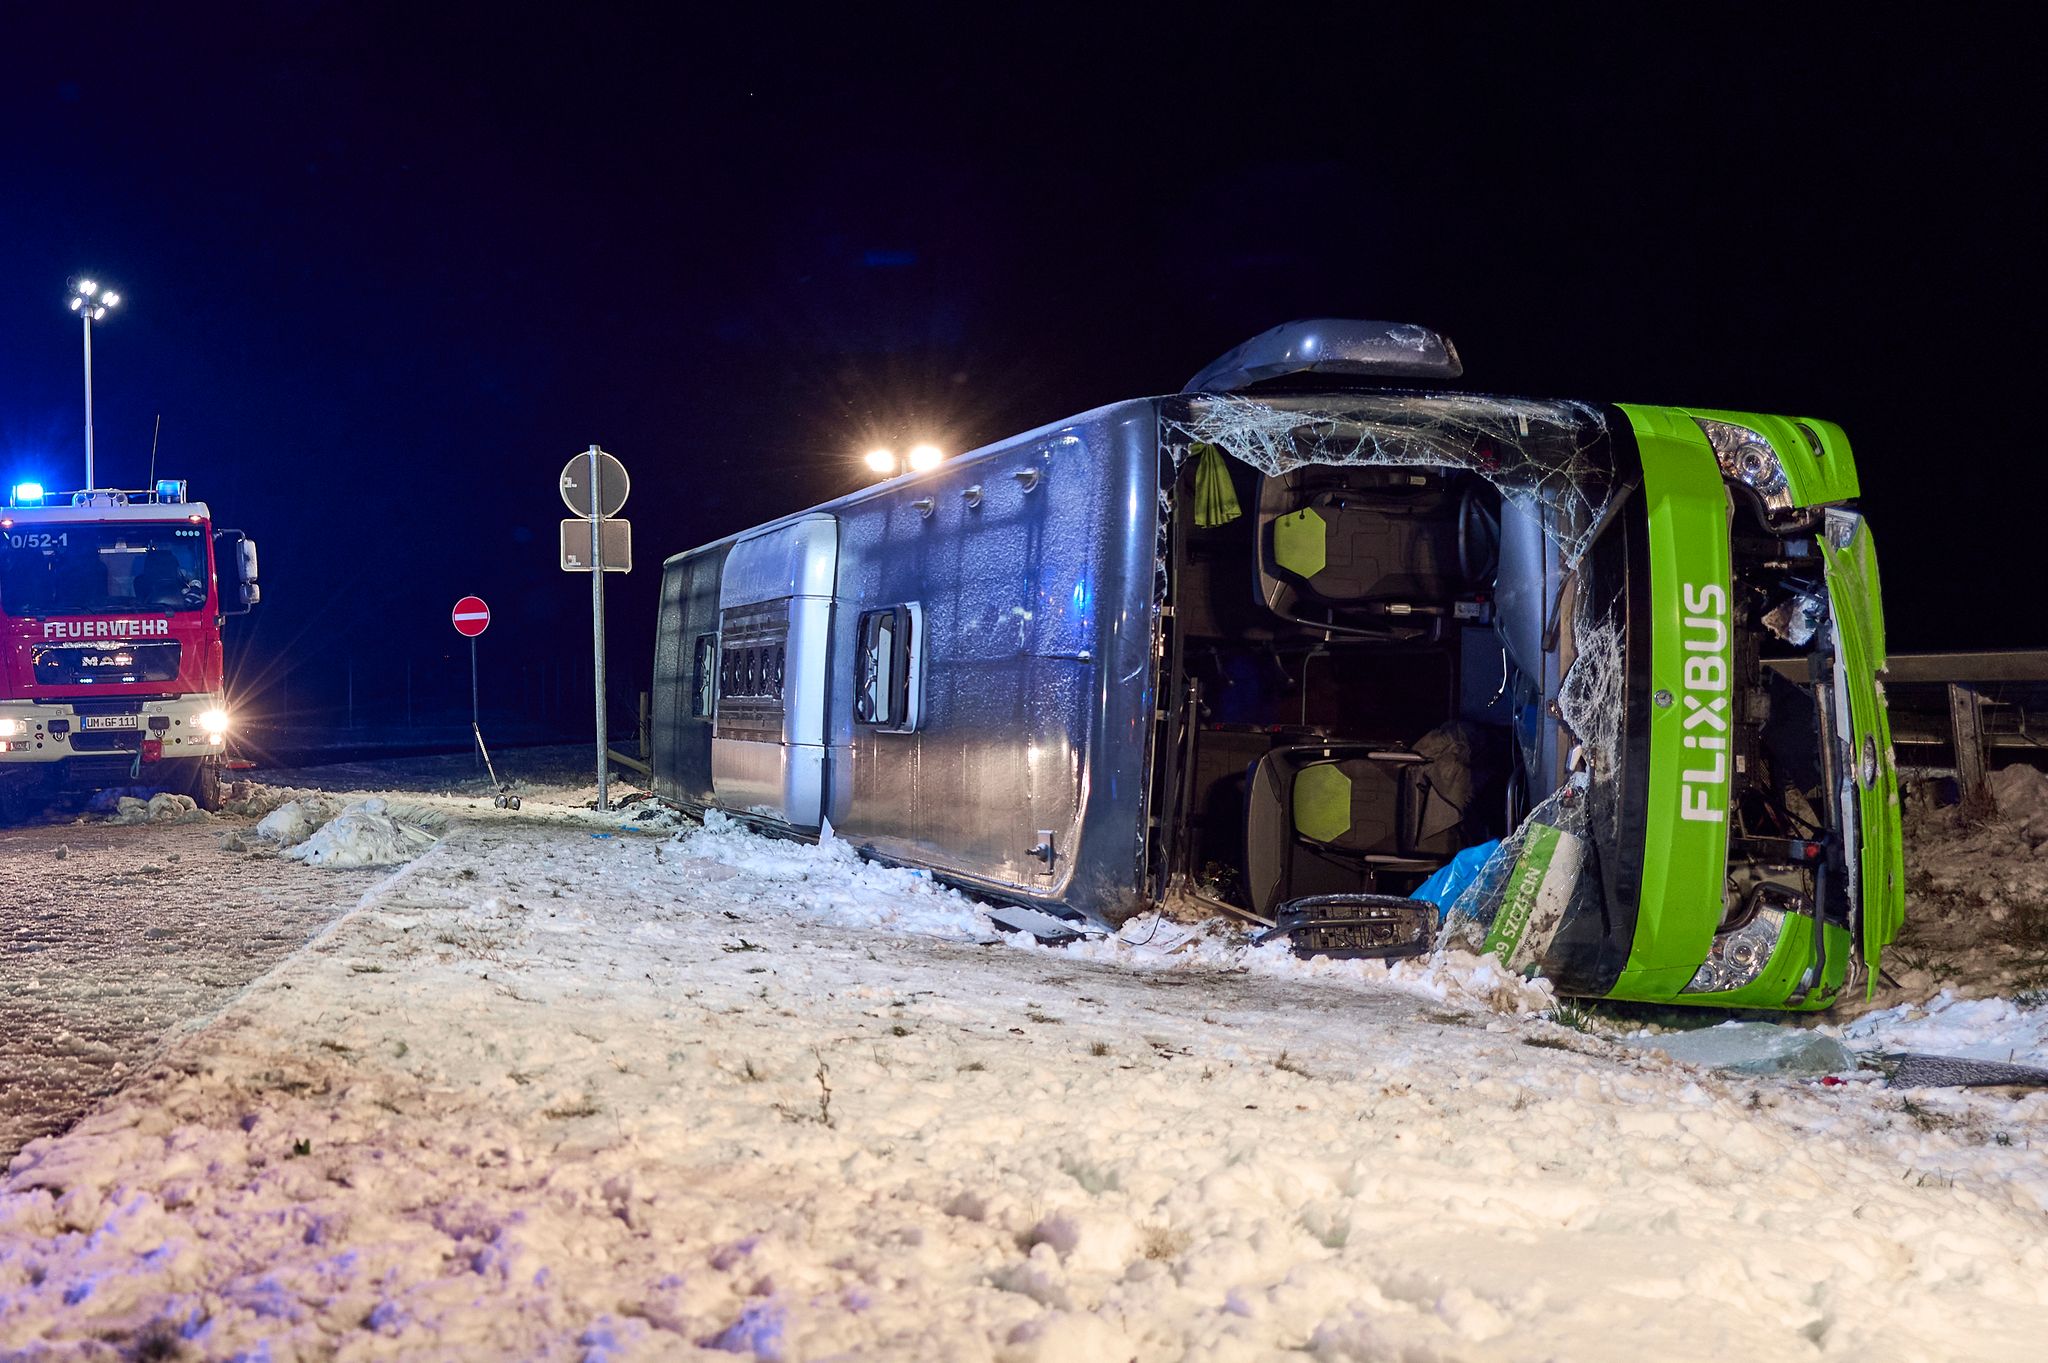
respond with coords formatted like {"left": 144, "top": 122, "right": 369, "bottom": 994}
{"left": 68, "top": 278, "right": 119, "bottom": 489}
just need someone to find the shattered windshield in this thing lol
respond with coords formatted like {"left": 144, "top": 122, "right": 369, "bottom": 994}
{"left": 0, "top": 523, "right": 212, "bottom": 617}
{"left": 1160, "top": 392, "right": 1614, "bottom": 563}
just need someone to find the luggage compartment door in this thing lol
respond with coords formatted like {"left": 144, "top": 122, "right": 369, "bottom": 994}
{"left": 712, "top": 514, "right": 839, "bottom": 826}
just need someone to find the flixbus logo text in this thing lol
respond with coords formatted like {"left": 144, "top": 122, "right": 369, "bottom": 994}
{"left": 1679, "top": 583, "right": 1729, "bottom": 823}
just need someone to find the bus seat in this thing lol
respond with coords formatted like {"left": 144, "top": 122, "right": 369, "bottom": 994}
{"left": 1258, "top": 468, "right": 1465, "bottom": 620}
{"left": 1243, "top": 744, "right": 1450, "bottom": 918}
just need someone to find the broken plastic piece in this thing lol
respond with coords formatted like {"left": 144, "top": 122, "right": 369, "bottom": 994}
{"left": 1264, "top": 894, "right": 1435, "bottom": 960}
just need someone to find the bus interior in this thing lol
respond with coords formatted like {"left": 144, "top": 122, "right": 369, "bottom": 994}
{"left": 1158, "top": 443, "right": 1561, "bottom": 923}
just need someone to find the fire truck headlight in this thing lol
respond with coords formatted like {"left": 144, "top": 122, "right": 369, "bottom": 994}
{"left": 0, "top": 718, "right": 24, "bottom": 738}
{"left": 197, "top": 708, "right": 231, "bottom": 736}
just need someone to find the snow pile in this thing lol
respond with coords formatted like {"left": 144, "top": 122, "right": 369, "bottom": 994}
{"left": 218, "top": 781, "right": 321, "bottom": 819}
{"left": 673, "top": 814, "right": 1556, "bottom": 1014}
{"left": 253, "top": 795, "right": 344, "bottom": 845}
{"left": 673, "top": 810, "right": 999, "bottom": 941}
{"left": 1866, "top": 770, "right": 2048, "bottom": 1010}
{"left": 282, "top": 797, "right": 447, "bottom": 869}
{"left": 1992, "top": 764, "right": 2048, "bottom": 840}
{"left": 1844, "top": 990, "right": 2048, "bottom": 1064}
{"left": 98, "top": 791, "right": 208, "bottom": 826}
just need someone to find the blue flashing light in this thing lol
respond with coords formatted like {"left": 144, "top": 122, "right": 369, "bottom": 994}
{"left": 10, "top": 482, "right": 45, "bottom": 505}
{"left": 155, "top": 478, "right": 188, "bottom": 504}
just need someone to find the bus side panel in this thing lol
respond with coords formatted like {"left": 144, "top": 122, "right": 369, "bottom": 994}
{"left": 651, "top": 545, "right": 727, "bottom": 806}
{"left": 827, "top": 402, "right": 1160, "bottom": 924}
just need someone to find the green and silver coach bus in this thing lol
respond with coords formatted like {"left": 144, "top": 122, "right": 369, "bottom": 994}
{"left": 650, "top": 321, "right": 1900, "bottom": 1010}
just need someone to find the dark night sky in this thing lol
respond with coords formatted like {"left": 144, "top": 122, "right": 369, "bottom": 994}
{"left": 2, "top": 6, "right": 2040, "bottom": 732}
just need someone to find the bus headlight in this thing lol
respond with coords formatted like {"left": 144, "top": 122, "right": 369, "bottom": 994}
{"left": 1681, "top": 907, "right": 1788, "bottom": 995}
{"left": 197, "top": 708, "right": 231, "bottom": 736}
{"left": 1695, "top": 418, "right": 1795, "bottom": 519}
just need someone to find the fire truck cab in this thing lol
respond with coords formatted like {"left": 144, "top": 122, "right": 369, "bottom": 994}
{"left": 0, "top": 481, "right": 259, "bottom": 822}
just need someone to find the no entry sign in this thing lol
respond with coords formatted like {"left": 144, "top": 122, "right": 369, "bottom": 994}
{"left": 451, "top": 596, "right": 491, "bottom": 638}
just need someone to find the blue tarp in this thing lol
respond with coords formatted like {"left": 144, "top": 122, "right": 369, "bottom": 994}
{"left": 1410, "top": 839, "right": 1500, "bottom": 910}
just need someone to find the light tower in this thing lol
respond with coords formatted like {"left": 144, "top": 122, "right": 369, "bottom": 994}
{"left": 67, "top": 277, "right": 121, "bottom": 489}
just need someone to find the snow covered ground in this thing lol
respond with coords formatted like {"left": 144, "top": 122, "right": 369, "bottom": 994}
{"left": 5, "top": 761, "right": 2048, "bottom": 1360}
{"left": 0, "top": 812, "right": 383, "bottom": 1163}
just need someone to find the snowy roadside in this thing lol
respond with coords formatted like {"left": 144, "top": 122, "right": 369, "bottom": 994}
{"left": 0, "top": 812, "right": 385, "bottom": 1164}
{"left": 6, "top": 795, "right": 2048, "bottom": 1361}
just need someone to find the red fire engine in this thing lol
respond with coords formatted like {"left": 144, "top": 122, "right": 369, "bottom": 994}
{"left": 0, "top": 480, "right": 259, "bottom": 821}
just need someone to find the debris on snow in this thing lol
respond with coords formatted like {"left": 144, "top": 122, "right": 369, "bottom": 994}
{"left": 282, "top": 798, "right": 447, "bottom": 869}
{"left": 1887, "top": 1053, "right": 2048, "bottom": 1089}
{"left": 1623, "top": 1020, "right": 1856, "bottom": 1076}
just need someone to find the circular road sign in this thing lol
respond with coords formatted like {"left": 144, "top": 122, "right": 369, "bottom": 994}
{"left": 452, "top": 596, "right": 491, "bottom": 638}
{"left": 560, "top": 447, "right": 630, "bottom": 519}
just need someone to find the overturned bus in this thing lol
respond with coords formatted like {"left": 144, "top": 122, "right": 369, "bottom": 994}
{"left": 650, "top": 321, "right": 1901, "bottom": 1010}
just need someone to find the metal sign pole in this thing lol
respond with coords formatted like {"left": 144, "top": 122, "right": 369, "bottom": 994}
{"left": 589, "top": 444, "right": 609, "bottom": 810}
{"left": 470, "top": 637, "right": 481, "bottom": 771}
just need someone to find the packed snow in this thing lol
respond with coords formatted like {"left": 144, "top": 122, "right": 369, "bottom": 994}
{"left": 7, "top": 766, "right": 2048, "bottom": 1360}
{"left": 256, "top": 796, "right": 448, "bottom": 869}
{"left": 1846, "top": 991, "right": 2048, "bottom": 1066}
{"left": 92, "top": 791, "right": 209, "bottom": 827}
{"left": 0, "top": 815, "right": 383, "bottom": 1163}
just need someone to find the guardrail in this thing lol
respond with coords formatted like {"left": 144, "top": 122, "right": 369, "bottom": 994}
{"left": 1768, "top": 649, "right": 2048, "bottom": 806}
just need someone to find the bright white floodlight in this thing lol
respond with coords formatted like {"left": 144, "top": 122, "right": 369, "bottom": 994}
{"left": 864, "top": 448, "right": 898, "bottom": 474}
{"left": 907, "top": 443, "right": 943, "bottom": 472}
{"left": 67, "top": 275, "right": 122, "bottom": 488}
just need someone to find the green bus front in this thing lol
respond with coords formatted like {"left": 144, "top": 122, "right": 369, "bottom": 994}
{"left": 1592, "top": 405, "right": 1901, "bottom": 1008}
{"left": 1472, "top": 404, "right": 1902, "bottom": 1009}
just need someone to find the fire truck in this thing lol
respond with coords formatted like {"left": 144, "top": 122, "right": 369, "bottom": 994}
{"left": 0, "top": 480, "right": 259, "bottom": 822}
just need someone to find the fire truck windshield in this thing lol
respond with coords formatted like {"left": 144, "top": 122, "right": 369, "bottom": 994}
{"left": 0, "top": 523, "right": 211, "bottom": 618}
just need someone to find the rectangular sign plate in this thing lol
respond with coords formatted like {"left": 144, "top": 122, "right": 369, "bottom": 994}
{"left": 80, "top": 715, "right": 139, "bottom": 731}
{"left": 560, "top": 518, "right": 632, "bottom": 573}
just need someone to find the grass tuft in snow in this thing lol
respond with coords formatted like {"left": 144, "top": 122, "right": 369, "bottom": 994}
{"left": 1140, "top": 1223, "right": 1191, "bottom": 1260}
{"left": 1547, "top": 1000, "right": 1603, "bottom": 1034}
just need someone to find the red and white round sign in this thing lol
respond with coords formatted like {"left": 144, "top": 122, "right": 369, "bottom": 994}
{"left": 451, "top": 596, "right": 491, "bottom": 638}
